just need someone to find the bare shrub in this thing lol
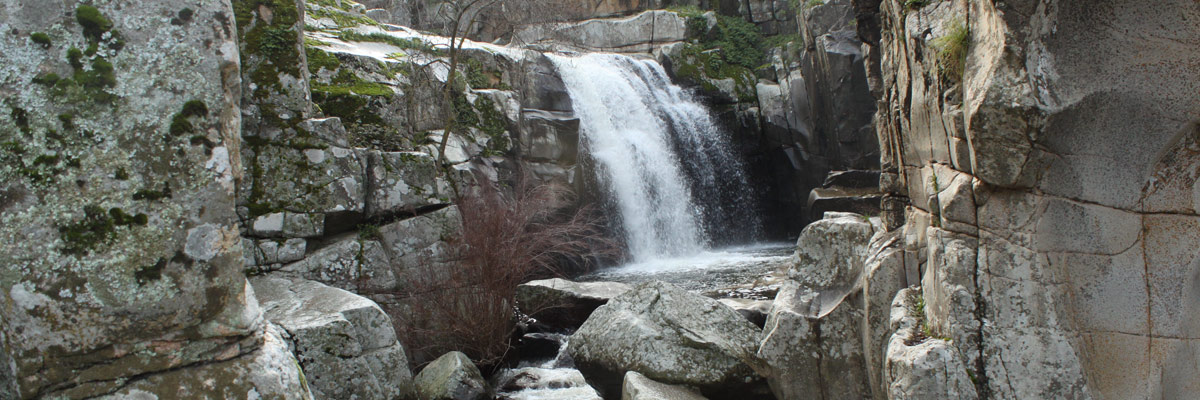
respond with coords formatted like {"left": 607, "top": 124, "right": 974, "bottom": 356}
{"left": 394, "top": 175, "right": 619, "bottom": 370}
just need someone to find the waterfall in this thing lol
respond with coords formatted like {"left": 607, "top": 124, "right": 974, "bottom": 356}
{"left": 550, "top": 53, "right": 760, "bottom": 262}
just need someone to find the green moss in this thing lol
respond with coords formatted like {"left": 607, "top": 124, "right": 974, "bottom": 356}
{"left": 474, "top": 96, "right": 509, "bottom": 154}
{"left": 32, "top": 73, "right": 61, "bottom": 87}
{"left": 358, "top": 224, "right": 381, "bottom": 240}
{"left": 58, "top": 113, "right": 75, "bottom": 130}
{"left": 182, "top": 100, "right": 208, "bottom": 117}
{"left": 10, "top": 108, "right": 30, "bottom": 133}
{"left": 30, "top": 32, "right": 52, "bottom": 48}
{"left": 932, "top": 19, "right": 970, "bottom": 82}
{"left": 133, "top": 185, "right": 171, "bottom": 201}
{"left": 58, "top": 205, "right": 147, "bottom": 255}
{"left": 76, "top": 5, "right": 113, "bottom": 43}
{"left": 306, "top": 46, "right": 342, "bottom": 73}
{"left": 114, "top": 167, "right": 130, "bottom": 180}
{"left": 234, "top": 0, "right": 304, "bottom": 94}
{"left": 169, "top": 100, "right": 208, "bottom": 136}
{"left": 135, "top": 259, "right": 167, "bottom": 284}
{"left": 451, "top": 94, "right": 477, "bottom": 132}
{"left": 67, "top": 47, "right": 84, "bottom": 70}
{"left": 336, "top": 31, "right": 434, "bottom": 53}
{"left": 308, "top": 6, "right": 379, "bottom": 28}
{"left": 905, "top": 0, "right": 930, "bottom": 10}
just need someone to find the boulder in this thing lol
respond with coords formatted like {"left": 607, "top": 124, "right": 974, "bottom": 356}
{"left": 621, "top": 371, "right": 708, "bottom": 400}
{"left": 567, "top": 281, "right": 765, "bottom": 398}
{"left": 791, "top": 212, "right": 877, "bottom": 290}
{"left": 414, "top": 351, "right": 489, "bottom": 400}
{"left": 516, "top": 278, "right": 632, "bottom": 329}
{"left": 252, "top": 275, "right": 414, "bottom": 400}
{"left": 757, "top": 281, "right": 872, "bottom": 400}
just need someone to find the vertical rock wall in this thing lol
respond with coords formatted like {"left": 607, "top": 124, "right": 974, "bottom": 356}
{"left": 856, "top": 0, "right": 1200, "bottom": 398}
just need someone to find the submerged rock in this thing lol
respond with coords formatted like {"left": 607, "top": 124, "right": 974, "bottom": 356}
{"left": 567, "top": 281, "right": 766, "bottom": 398}
{"left": 516, "top": 278, "right": 632, "bottom": 329}
{"left": 493, "top": 367, "right": 602, "bottom": 400}
{"left": 414, "top": 351, "right": 489, "bottom": 400}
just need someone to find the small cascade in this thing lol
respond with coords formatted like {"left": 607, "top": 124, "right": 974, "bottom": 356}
{"left": 550, "top": 53, "right": 761, "bottom": 262}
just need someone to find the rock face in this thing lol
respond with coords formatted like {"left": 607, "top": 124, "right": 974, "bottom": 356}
{"left": 513, "top": 10, "right": 689, "bottom": 53}
{"left": 621, "top": 371, "right": 708, "bottom": 400}
{"left": 568, "top": 281, "right": 765, "bottom": 398}
{"left": 252, "top": 275, "right": 414, "bottom": 400}
{"left": 852, "top": 0, "right": 1200, "bottom": 398}
{"left": 516, "top": 278, "right": 632, "bottom": 329}
{"left": 0, "top": 0, "right": 309, "bottom": 397}
{"left": 414, "top": 351, "right": 489, "bottom": 400}
{"left": 882, "top": 288, "right": 977, "bottom": 400}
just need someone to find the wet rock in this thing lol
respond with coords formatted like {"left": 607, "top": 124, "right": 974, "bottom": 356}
{"left": 414, "top": 351, "right": 489, "bottom": 400}
{"left": 516, "top": 278, "right": 632, "bottom": 330}
{"left": 621, "top": 371, "right": 708, "bottom": 400}
{"left": 252, "top": 275, "right": 414, "bottom": 400}
{"left": 493, "top": 367, "right": 602, "bottom": 400}
{"left": 568, "top": 281, "right": 765, "bottom": 398}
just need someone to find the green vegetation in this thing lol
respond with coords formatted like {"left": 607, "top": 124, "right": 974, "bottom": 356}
{"left": 674, "top": 44, "right": 758, "bottom": 102}
{"left": 336, "top": 31, "right": 436, "bottom": 53}
{"left": 76, "top": 5, "right": 113, "bottom": 43}
{"left": 58, "top": 205, "right": 148, "bottom": 256}
{"left": 306, "top": 46, "right": 342, "bottom": 73}
{"left": 806, "top": 0, "right": 826, "bottom": 9}
{"left": 905, "top": 0, "right": 930, "bottom": 10}
{"left": 358, "top": 224, "right": 382, "bottom": 241}
{"left": 312, "top": 69, "right": 393, "bottom": 97}
{"left": 233, "top": 0, "right": 304, "bottom": 99}
{"left": 906, "top": 290, "right": 952, "bottom": 345}
{"left": 169, "top": 100, "right": 208, "bottom": 136}
{"left": 30, "top": 32, "right": 51, "bottom": 48}
{"left": 932, "top": 19, "right": 970, "bottom": 82}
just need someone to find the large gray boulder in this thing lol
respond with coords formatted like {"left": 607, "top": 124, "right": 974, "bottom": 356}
{"left": 252, "top": 275, "right": 414, "bottom": 400}
{"left": 414, "top": 351, "right": 489, "bottom": 400}
{"left": 516, "top": 278, "right": 632, "bottom": 329}
{"left": 567, "top": 281, "right": 765, "bottom": 398}
{"left": 756, "top": 212, "right": 884, "bottom": 400}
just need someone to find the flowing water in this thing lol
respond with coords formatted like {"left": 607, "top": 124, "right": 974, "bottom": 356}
{"left": 550, "top": 53, "right": 762, "bottom": 263}
{"left": 551, "top": 53, "right": 783, "bottom": 294}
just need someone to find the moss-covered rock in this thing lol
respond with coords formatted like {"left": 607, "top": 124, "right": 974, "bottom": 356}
{"left": 0, "top": 0, "right": 303, "bottom": 398}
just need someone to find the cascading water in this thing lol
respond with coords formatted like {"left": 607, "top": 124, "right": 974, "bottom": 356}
{"left": 550, "top": 53, "right": 761, "bottom": 262}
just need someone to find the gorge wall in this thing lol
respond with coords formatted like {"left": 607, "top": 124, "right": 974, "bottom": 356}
{"left": 849, "top": 0, "right": 1200, "bottom": 398}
